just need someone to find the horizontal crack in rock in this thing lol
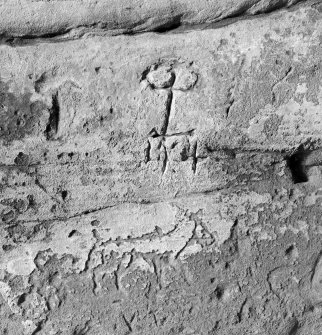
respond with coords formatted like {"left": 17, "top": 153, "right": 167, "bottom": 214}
{"left": 0, "top": 0, "right": 310, "bottom": 46}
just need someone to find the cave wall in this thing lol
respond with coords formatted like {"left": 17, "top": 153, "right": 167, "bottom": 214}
{"left": 0, "top": 1, "right": 322, "bottom": 334}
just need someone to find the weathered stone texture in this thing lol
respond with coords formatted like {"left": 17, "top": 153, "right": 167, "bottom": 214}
{"left": 0, "top": 0, "right": 305, "bottom": 38}
{"left": 0, "top": 0, "right": 321, "bottom": 334}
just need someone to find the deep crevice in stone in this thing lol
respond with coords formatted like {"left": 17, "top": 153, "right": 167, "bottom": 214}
{"left": 287, "top": 151, "right": 308, "bottom": 184}
{"left": 45, "top": 93, "right": 60, "bottom": 140}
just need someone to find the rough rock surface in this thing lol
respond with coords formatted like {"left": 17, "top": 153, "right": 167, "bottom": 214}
{"left": 0, "top": 0, "right": 305, "bottom": 38}
{"left": 0, "top": 0, "right": 322, "bottom": 334}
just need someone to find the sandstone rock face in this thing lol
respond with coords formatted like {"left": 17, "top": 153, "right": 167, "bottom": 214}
{"left": 0, "top": 0, "right": 305, "bottom": 38}
{"left": 0, "top": 0, "right": 322, "bottom": 334}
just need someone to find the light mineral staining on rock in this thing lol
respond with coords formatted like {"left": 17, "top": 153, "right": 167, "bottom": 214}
{"left": 0, "top": 0, "right": 321, "bottom": 334}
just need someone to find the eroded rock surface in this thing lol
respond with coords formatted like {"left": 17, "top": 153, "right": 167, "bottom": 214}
{"left": 0, "top": 0, "right": 308, "bottom": 38}
{"left": 0, "top": 0, "right": 322, "bottom": 334}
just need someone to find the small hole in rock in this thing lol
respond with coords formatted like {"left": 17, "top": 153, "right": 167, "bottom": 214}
{"left": 14, "top": 152, "right": 29, "bottom": 166}
{"left": 61, "top": 190, "right": 68, "bottom": 200}
{"left": 214, "top": 286, "right": 224, "bottom": 300}
{"left": 2, "top": 245, "right": 14, "bottom": 252}
{"left": 285, "top": 245, "right": 294, "bottom": 255}
{"left": 287, "top": 150, "right": 308, "bottom": 183}
{"left": 91, "top": 220, "right": 100, "bottom": 227}
{"left": 68, "top": 229, "right": 81, "bottom": 238}
{"left": 17, "top": 293, "right": 27, "bottom": 306}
